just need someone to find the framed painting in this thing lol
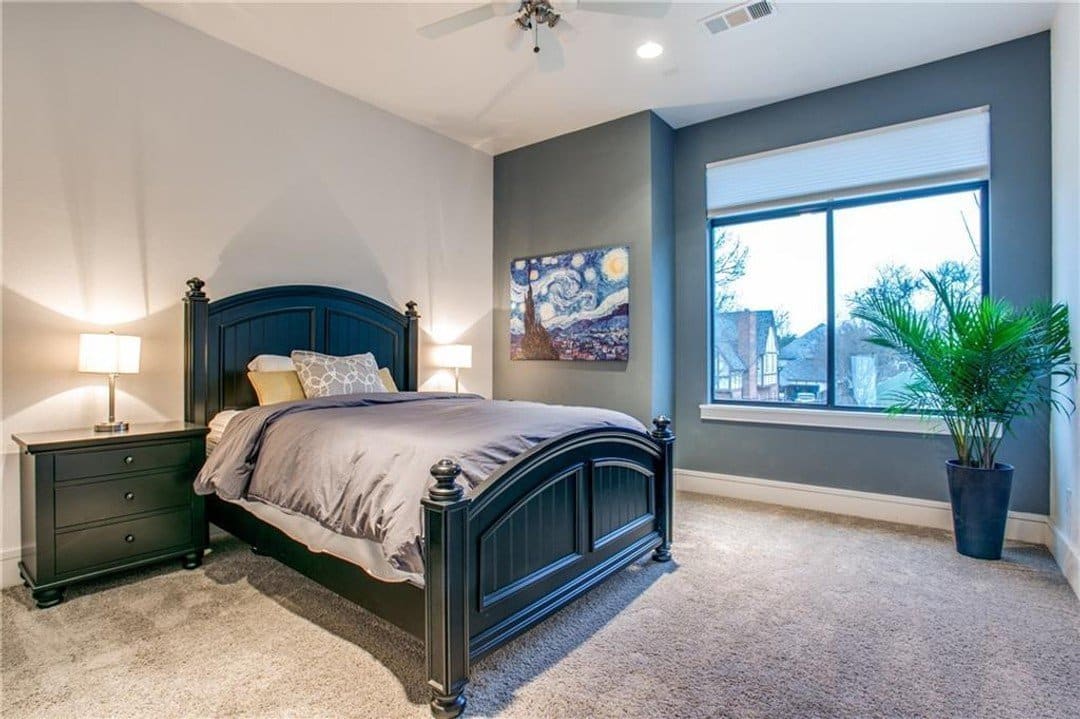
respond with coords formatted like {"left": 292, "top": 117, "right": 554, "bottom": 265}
{"left": 510, "top": 246, "right": 629, "bottom": 361}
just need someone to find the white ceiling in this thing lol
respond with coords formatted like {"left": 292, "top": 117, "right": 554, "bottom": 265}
{"left": 147, "top": 1, "right": 1058, "bottom": 155}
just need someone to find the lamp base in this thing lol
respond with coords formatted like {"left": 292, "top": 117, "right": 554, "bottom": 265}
{"left": 94, "top": 420, "right": 129, "bottom": 433}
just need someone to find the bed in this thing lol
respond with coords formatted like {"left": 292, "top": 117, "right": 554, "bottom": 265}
{"left": 183, "top": 278, "right": 674, "bottom": 718}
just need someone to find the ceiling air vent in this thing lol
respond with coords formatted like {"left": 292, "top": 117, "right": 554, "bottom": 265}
{"left": 701, "top": 1, "right": 776, "bottom": 34}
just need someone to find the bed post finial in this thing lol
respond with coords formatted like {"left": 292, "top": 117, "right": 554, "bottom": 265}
{"left": 185, "top": 277, "right": 206, "bottom": 299}
{"left": 423, "top": 458, "right": 469, "bottom": 718}
{"left": 405, "top": 301, "right": 420, "bottom": 392}
{"left": 184, "top": 278, "right": 210, "bottom": 426}
{"left": 429, "top": 458, "right": 463, "bottom": 501}
{"left": 651, "top": 415, "right": 674, "bottom": 563}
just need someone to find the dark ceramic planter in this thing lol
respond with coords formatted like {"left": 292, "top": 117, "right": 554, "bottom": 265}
{"left": 945, "top": 460, "right": 1014, "bottom": 560}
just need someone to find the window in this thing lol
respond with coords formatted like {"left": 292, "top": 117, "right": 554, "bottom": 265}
{"left": 704, "top": 108, "right": 990, "bottom": 419}
{"left": 709, "top": 183, "right": 987, "bottom": 409}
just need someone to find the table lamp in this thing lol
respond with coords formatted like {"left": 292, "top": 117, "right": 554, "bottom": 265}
{"left": 432, "top": 344, "right": 472, "bottom": 393}
{"left": 79, "top": 332, "right": 141, "bottom": 432}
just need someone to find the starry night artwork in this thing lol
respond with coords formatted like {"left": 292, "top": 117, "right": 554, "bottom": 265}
{"left": 510, "top": 246, "right": 630, "bottom": 361}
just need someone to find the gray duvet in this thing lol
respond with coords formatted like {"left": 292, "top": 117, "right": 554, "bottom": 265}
{"left": 195, "top": 393, "right": 645, "bottom": 576}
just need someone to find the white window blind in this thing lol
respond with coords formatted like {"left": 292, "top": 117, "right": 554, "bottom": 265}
{"left": 706, "top": 107, "right": 990, "bottom": 217}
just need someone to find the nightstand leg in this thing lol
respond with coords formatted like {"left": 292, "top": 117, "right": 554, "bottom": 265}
{"left": 33, "top": 587, "right": 64, "bottom": 609}
{"left": 181, "top": 550, "right": 203, "bottom": 570}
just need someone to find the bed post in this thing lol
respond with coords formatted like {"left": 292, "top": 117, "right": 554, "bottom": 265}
{"left": 184, "top": 277, "right": 209, "bottom": 425}
{"left": 651, "top": 415, "right": 675, "bottom": 562}
{"left": 405, "top": 300, "right": 420, "bottom": 392}
{"left": 423, "top": 459, "right": 469, "bottom": 718}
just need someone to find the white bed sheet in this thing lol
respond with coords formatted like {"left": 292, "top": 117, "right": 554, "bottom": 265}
{"left": 206, "top": 410, "right": 241, "bottom": 453}
{"left": 220, "top": 496, "right": 421, "bottom": 586}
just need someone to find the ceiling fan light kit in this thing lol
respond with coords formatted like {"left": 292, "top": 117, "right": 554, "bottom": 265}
{"left": 515, "top": 0, "right": 562, "bottom": 54}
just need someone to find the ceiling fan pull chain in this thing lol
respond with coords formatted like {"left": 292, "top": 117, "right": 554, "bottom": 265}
{"left": 533, "top": 18, "right": 540, "bottom": 53}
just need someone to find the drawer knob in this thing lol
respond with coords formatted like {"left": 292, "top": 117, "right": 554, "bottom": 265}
{"left": 124, "top": 534, "right": 135, "bottom": 543}
{"left": 123, "top": 491, "right": 135, "bottom": 501}
{"left": 123, "top": 456, "right": 134, "bottom": 465}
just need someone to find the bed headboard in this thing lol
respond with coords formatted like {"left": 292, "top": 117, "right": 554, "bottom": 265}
{"left": 183, "top": 278, "right": 419, "bottom": 425}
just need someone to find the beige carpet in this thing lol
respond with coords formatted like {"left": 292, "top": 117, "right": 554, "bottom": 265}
{"left": 3, "top": 492, "right": 1078, "bottom": 718}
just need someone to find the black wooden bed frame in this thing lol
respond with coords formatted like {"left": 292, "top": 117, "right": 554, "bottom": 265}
{"left": 183, "top": 278, "right": 674, "bottom": 717}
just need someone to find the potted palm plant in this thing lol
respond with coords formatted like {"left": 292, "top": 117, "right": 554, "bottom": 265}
{"left": 853, "top": 272, "right": 1075, "bottom": 559}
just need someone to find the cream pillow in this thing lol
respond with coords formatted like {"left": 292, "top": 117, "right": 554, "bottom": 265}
{"left": 378, "top": 367, "right": 399, "bottom": 392}
{"left": 246, "top": 354, "right": 295, "bottom": 372}
{"left": 290, "top": 350, "right": 385, "bottom": 398}
{"left": 247, "top": 371, "right": 306, "bottom": 405}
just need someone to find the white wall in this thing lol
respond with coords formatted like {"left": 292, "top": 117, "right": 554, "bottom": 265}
{"left": 1, "top": 3, "right": 493, "bottom": 586}
{"left": 1050, "top": 1, "right": 1080, "bottom": 598}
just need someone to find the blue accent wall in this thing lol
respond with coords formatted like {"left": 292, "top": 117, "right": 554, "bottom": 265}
{"left": 493, "top": 111, "right": 676, "bottom": 424}
{"left": 673, "top": 33, "right": 1052, "bottom": 513}
{"left": 492, "top": 33, "right": 1052, "bottom": 513}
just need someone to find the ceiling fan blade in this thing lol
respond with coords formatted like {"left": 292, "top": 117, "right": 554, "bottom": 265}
{"left": 418, "top": 3, "right": 500, "bottom": 39}
{"left": 575, "top": 1, "right": 671, "bottom": 18}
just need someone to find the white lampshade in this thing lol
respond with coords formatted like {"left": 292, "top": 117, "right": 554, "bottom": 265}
{"left": 432, "top": 343, "right": 472, "bottom": 369}
{"left": 78, "top": 333, "right": 141, "bottom": 374}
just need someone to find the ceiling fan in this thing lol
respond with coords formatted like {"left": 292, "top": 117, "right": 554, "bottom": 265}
{"left": 418, "top": 1, "right": 670, "bottom": 55}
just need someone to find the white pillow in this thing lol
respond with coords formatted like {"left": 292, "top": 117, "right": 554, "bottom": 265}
{"left": 206, "top": 409, "right": 242, "bottom": 452}
{"left": 246, "top": 354, "right": 295, "bottom": 373}
{"left": 290, "top": 350, "right": 386, "bottom": 398}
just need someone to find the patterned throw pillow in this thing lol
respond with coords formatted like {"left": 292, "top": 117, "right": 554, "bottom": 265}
{"left": 290, "top": 350, "right": 386, "bottom": 398}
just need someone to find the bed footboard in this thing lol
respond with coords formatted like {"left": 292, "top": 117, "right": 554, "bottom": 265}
{"left": 423, "top": 416, "right": 675, "bottom": 718}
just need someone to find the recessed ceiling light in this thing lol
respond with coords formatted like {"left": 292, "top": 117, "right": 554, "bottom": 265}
{"left": 636, "top": 41, "right": 663, "bottom": 60}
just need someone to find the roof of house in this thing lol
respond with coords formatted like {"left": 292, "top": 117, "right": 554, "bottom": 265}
{"left": 715, "top": 342, "right": 747, "bottom": 373}
{"left": 715, "top": 310, "right": 777, "bottom": 358}
{"left": 779, "top": 323, "right": 827, "bottom": 384}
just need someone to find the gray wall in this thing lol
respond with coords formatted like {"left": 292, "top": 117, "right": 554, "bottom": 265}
{"left": 674, "top": 33, "right": 1053, "bottom": 513}
{"left": 493, "top": 112, "right": 675, "bottom": 424}
{"left": 649, "top": 114, "right": 676, "bottom": 422}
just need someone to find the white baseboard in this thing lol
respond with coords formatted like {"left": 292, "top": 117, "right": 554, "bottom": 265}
{"left": 2, "top": 474, "right": 1068, "bottom": 593}
{"left": 675, "top": 468, "right": 1051, "bottom": 546}
{"left": 2, "top": 546, "right": 22, "bottom": 589}
{"left": 1048, "top": 522, "right": 1080, "bottom": 598}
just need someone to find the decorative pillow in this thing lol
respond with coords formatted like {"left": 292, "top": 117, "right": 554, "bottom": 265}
{"left": 246, "top": 354, "right": 295, "bottom": 372}
{"left": 247, "top": 371, "right": 305, "bottom": 405}
{"left": 290, "top": 350, "right": 385, "bottom": 398}
{"left": 378, "top": 367, "right": 399, "bottom": 393}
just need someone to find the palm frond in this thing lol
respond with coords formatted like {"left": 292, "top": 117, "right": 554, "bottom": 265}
{"left": 852, "top": 269, "right": 1076, "bottom": 468}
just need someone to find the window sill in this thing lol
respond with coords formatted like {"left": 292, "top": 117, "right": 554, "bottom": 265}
{"left": 698, "top": 403, "right": 950, "bottom": 435}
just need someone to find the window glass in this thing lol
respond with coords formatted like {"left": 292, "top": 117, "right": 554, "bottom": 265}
{"left": 833, "top": 188, "right": 983, "bottom": 407}
{"left": 711, "top": 212, "right": 827, "bottom": 403}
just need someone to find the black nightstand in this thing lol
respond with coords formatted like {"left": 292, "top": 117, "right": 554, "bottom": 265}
{"left": 13, "top": 421, "right": 209, "bottom": 608}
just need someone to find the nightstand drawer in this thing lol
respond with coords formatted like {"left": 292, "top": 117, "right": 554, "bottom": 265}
{"left": 55, "top": 509, "right": 192, "bottom": 574}
{"left": 54, "top": 441, "right": 192, "bottom": 481}
{"left": 54, "top": 470, "right": 192, "bottom": 528}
